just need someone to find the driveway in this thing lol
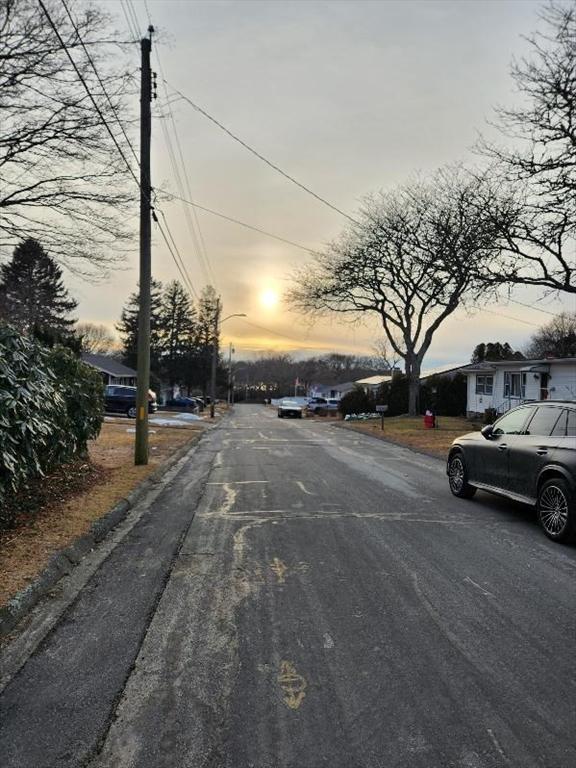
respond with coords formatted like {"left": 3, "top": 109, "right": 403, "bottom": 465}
{"left": 1, "top": 404, "right": 575, "bottom": 767}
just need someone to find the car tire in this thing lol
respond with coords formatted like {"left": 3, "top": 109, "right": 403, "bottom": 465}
{"left": 127, "top": 406, "right": 137, "bottom": 419}
{"left": 278, "top": 413, "right": 283, "bottom": 418}
{"left": 447, "top": 452, "right": 476, "bottom": 499}
{"left": 537, "top": 478, "right": 575, "bottom": 543}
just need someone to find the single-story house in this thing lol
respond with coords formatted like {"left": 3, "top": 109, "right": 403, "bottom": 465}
{"left": 420, "top": 363, "right": 468, "bottom": 382}
{"left": 463, "top": 357, "right": 576, "bottom": 418}
{"left": 309, "top": 373, "right": 395, "bottom": 400}
{"left": 82, "top": 353, "right": 137, "bottom": 386}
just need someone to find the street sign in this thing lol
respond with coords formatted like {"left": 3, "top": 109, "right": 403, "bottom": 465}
{"left": 375, "top": 405, "right": 388, "bottom": 412}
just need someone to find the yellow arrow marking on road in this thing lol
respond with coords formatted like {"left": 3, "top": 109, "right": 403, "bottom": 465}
{"left": 278, "top": 661, "right": 307, "bottom": 710}
{"left": 270, "top": 557, "right": 288, "bottom": 583}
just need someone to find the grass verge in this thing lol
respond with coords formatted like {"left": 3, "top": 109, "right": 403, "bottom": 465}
{"left": 0, "top": 418, "right": 204, "bottom": 607}
{"left": 338, "top": 415, "right": 480, "bottom": 459}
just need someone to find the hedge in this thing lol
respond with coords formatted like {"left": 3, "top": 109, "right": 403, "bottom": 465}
{"left": 0, "top": 325, "right": 104, "bottom": 529}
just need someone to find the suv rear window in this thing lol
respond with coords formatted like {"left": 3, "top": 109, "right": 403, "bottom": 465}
{"left": 525, "top": 406, "right": 563, "bottom": 436}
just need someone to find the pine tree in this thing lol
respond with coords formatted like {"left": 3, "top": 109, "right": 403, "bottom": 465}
{"left": 0, "top": 239, "right": 77, "bottom": 334}
{"left": 116, "top": 279, "right": 164, "bottom": 373}
{"left": 194, "top": 286, "right": 220, "bottom": 397}
{"left": 160, "top": 281, "right": 198, "bottom": 386}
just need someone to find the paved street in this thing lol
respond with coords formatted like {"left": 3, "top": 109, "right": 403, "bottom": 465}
{"left": 2, "top": 404, "right": 576, "bottom": 768}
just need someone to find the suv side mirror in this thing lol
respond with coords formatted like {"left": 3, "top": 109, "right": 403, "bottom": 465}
{"left": 481, "top": 424, "right": 494, "bottom": 439}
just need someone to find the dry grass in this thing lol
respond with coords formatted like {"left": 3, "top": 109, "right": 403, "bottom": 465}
{"left": 339, "top": 415, "right": 480, "bottom": 458}
{"left": 0, "top": 418, "right": 204, "bottom": 606}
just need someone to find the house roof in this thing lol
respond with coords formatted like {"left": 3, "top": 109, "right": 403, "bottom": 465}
{"left": 82, "top": 353, "right": 137, "bottom": 377}
{"left": 463, "top": 357, "right": 576, "bottom": 374}
{"left": 354, "top": 374, "right": 393, "bottom": 386}
{"left": 419, "top": 363, "right": 468, "bottom": 380}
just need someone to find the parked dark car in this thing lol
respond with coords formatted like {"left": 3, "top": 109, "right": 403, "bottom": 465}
{"left": 164, "top": 396, "right": 198, "bottom": 411}
{"left": 447, "top": 401, "right": 576, "bottom": 542}
{"left": 104, "top": 385, "right": 158, "bottom": 418}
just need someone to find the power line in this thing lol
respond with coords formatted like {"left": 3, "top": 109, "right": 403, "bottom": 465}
{"left": 153, "top": 211, "right": 199, "bottom": 300}
{"left": 153, "top": 75, "right": 216, "bottom": 287}
{"left": 508, "top": 298, "right": 561, "bottom": 317}
{"left": 38, "top": 0, "right": 141, "bottom": 191}
{"left": 156, "top": 209, "right": 199, "bottom": 299}
{"left": 479, "top": 308, "right": 540, "bottom": 327}
{"left": 60, "top": 0, "right": 140, "bottom": 166}
{"left": 238, "top": 318, "right": 312, "bottom": 344}
{"left": 163, "top": 81, "right": 360, "bottom": 225}
{"left": 119, "top": 0, "right": 139, "bottom": 42}
{"left": 159, "top": 189, "right": 323, "bottom": 256}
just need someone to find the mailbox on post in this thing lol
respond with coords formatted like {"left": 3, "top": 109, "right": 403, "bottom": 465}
{"left": 376, "top": 404, "right": 388, "bottom": 430}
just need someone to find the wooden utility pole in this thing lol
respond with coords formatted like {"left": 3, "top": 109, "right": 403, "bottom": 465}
{"left": 134, "top": 30, "right": 153, "bottom": 465}
{"left": 209, "top": 298, "right": 221, "bottom": 419}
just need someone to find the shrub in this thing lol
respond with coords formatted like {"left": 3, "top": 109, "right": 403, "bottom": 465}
{"left": 339, "top": 386, "right": 375, "bottom": 416}
{"left": 0, "top": 325, "right": 104, "bottom": 529}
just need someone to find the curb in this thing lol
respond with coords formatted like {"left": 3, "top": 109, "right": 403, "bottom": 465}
{"left": 0, "top": 432, "right": 203, "bottom": 638}
{"left": 332, "top": 421, "right": 446, "bottom": 462}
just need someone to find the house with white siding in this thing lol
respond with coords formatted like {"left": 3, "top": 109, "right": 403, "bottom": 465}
{"left": 463, "top": 357, "right": 576, "bottom": 418}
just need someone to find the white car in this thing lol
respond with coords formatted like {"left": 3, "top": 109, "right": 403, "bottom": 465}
{"left": 277, "top": 399, "right": 304, "bottom": 418}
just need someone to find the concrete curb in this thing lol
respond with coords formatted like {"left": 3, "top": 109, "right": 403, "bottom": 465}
{"left": 332, "top": 421, "right": 446, "bottom": 463}
{"left": 0, "top": 432, "right": 203, "bottom": 638}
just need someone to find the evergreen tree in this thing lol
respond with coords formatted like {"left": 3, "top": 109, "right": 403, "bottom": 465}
{"left": 194, "top": 286, "right": 220, "bottom": 397}
{"left": 116, "top": 279, "right": 164, "bottom": 373}
{"left": 160, "top": 281, "right": 198, "bottom": 386}
{"left": 471, "top": 342, "right": 525, "bottom": 363}
{"left": 0, "top": 239, "right": 77, "bottom": 334}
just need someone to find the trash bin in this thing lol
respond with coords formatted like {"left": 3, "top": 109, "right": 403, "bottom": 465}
{"left": 423, "top": 412, "right": 436, "bottom": 429}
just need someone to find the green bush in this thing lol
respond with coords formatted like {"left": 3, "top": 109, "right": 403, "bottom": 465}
{"left": 339, "top": 386, "right": 375, "bottom": 416}
{"left": 0, "top": 325, "right": 104, "bottom": 529}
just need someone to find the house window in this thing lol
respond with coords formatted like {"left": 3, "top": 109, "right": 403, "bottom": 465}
{"left": 504, "top": 372, "right": 526, "bottom": 399}
{"left": 475, "top": 375, "right": 494, "bottom": 395}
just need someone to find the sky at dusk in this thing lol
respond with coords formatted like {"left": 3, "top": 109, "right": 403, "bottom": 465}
{"left": 69, "top": 0, "right": 574, "bottom": 368}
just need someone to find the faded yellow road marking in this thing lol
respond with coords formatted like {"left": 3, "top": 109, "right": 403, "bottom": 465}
{"left": 269, "top": 558, "right": 309, "bottom": 584}
{"left": 270, "top": 557, "right": 288, "bottom": 583}
{"left": 278, "top": 661, "right": 307, "bottom": 710}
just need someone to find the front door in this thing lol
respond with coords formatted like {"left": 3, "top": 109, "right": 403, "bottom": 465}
{"left": 474, "top": 406, "right": 534, "bottom": 492}
{"left": 540, "top": 373, "right": 550, "bottom": 401}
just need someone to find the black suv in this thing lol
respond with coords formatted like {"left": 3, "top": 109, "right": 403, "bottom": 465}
{"left": 447, "top": 401, "right": 576, "bottom": 543}
{"left": 104, "top": 385, "right": 158, "bottom": 419}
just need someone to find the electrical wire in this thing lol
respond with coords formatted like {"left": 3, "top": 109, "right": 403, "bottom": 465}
{"left": 153, "top": 212, "right": 199, "bottom": 300}
{"left": 508, "top": 298, "right": 561, "bottom": 317}
{"left": 38, "top": 0, "right": 142, "bottom": 191}
{"left": 479, "top": 308, "right": 540, "bottom": 327}
{"left": 119, "top": 0, "right": 139, "bottom": 42}
{"left": 159, "top": 189, "right": 323, "bottom": 256}
{"left": 156, "top": 209, "right": 199, "bottom": 299}
{"left": 163, "top": 81, "right": 360, "bottom": 225}
{"left": 237, "top": 318, "right": 313, "bottom": 344}
{"left": 60, "top": 0, "right": 140, "bottom": 166}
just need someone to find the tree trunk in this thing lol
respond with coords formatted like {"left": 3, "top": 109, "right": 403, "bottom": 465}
{"left": 405, "top": 353, "right": 422, "bottom": 416}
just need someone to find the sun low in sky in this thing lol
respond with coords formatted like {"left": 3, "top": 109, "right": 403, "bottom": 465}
{"left": 260, "top": 288, "right": 280, "bottom": 310}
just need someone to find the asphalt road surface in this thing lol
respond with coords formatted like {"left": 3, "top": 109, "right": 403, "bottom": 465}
{"left": 1, "top": 404, "right": 575, "bottom": 768}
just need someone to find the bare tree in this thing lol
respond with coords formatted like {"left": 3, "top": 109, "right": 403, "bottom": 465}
{"left": 288, "top": 169, "right": 504, "bottom": 415}
{"left": 525, "top": 311, "right": 576, "bottom": 357}
{"left": 477, "top": 1, "right": 576, "bottom": 294}
{"left": 76, "top": 322, "right": 116, "bottom": 354}
{"left": 0, "top": 0, "right": 136, "bottom": 276}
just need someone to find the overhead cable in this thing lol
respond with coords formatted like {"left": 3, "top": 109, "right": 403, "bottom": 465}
{"left": 38, "top": 0, "right": 141, "bottom": 191}
{"left": 159, "top": 189, "right": 323, "bottom": 256}
{"left": 163, "top": 81, "right": 360, "bottom": 225}
{"left": 60, "top": 0, "right": 140, "bottom": 166}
